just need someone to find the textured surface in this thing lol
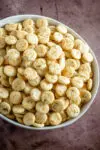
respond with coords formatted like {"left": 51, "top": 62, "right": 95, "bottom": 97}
{"left": 0, "top": 0, "right": 100, "bottom": 150}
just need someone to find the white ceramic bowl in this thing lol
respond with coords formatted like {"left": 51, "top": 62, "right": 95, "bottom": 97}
{"left": 0, "top": 15, "right": 99, "bottom": 130}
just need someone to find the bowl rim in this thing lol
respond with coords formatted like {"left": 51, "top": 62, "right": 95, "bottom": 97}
{"left": 0, "top": 14, "right": 99, "bottom": 130}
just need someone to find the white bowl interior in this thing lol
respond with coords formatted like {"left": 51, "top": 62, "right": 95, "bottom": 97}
{"left": 0, "top": 15, "right": 99, "bottom": 130}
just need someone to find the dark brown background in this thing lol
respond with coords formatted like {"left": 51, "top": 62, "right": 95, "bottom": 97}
{"left": 0, "top": 0, "right": 100, "bottom": 150}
